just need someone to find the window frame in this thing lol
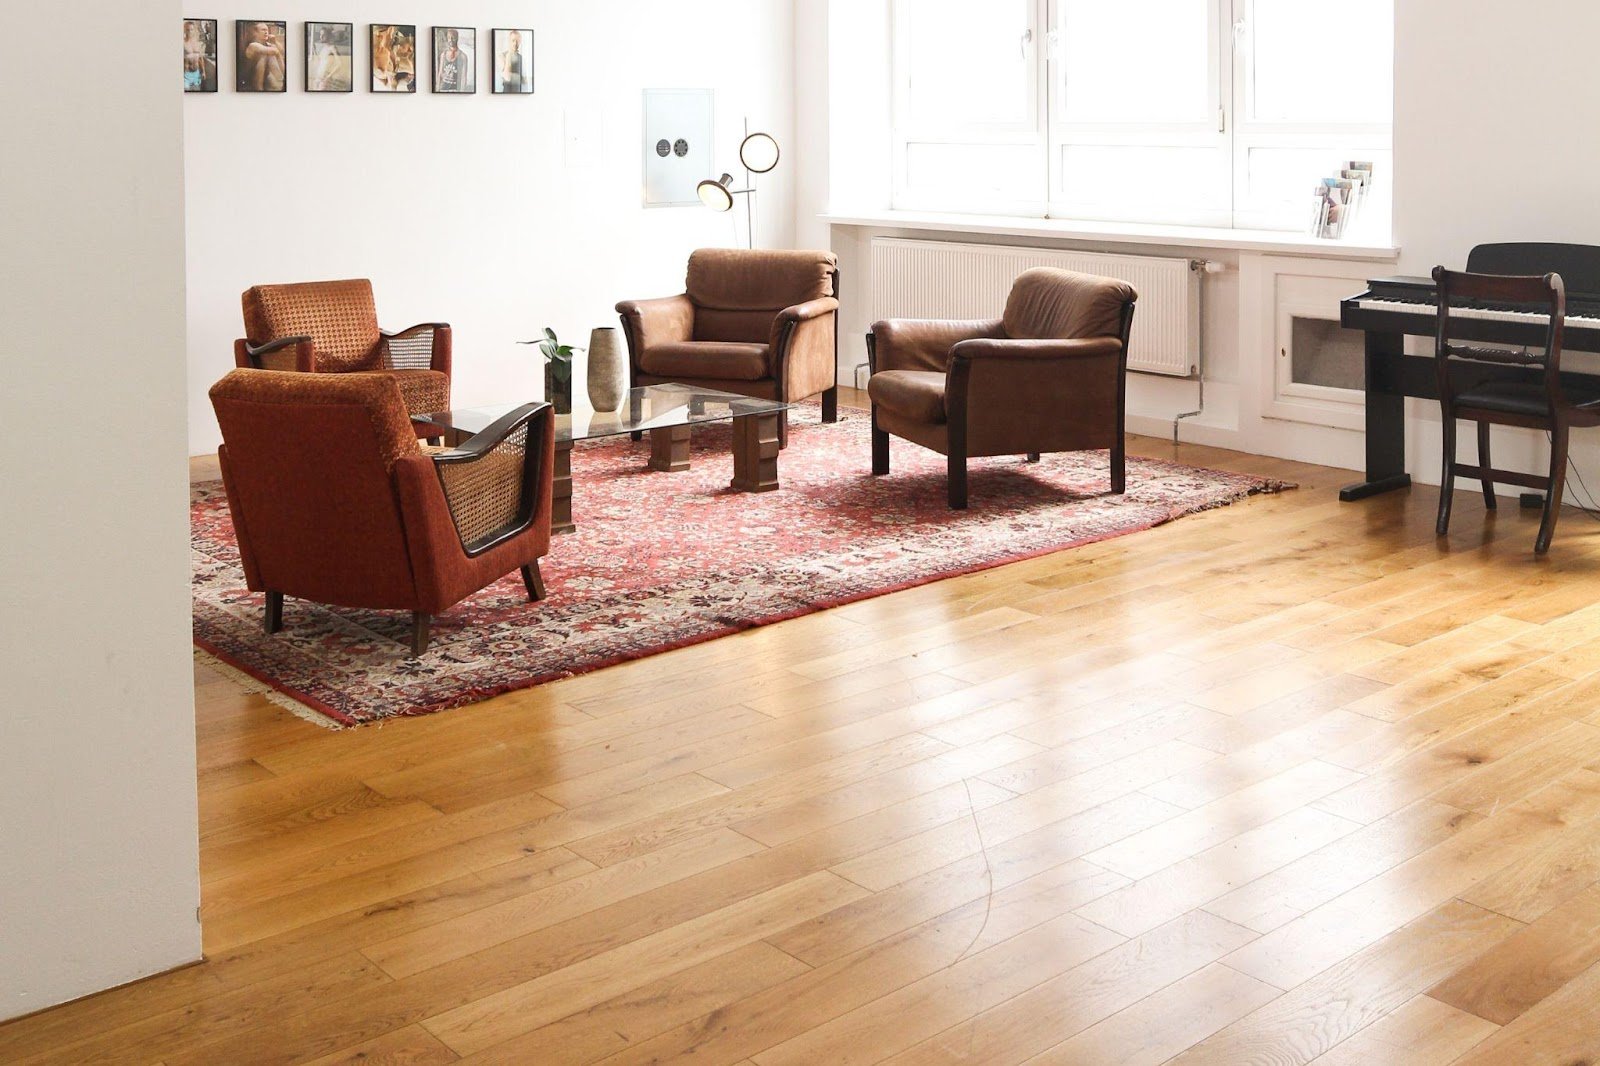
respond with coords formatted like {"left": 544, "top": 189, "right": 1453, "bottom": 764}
{"left": 888, "top": 0, "right": 1393, "bottom": 234}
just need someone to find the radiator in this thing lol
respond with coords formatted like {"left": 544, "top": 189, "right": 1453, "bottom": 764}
{"left": 868, "top": 238, "right": 1200, "bottom": 377}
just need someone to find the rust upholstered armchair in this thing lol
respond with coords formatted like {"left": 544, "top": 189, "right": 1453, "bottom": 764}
{"left": 616, "top": 249, "right": 840, "bottom": 446}
{"left": 868, "top": 267, "right": 1138, "bottom": 509}
{"left": 210, "top": 369, "right": 554, "bottom": 656}
{"left": 235, "top": 278, "right": 452, "bottom": 437}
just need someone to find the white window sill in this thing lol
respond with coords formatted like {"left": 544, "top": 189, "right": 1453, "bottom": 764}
{"left": 823, "top": 210, "right": 1400, "bottom": 262}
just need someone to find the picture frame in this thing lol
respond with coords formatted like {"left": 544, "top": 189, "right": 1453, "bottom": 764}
{"left": 431, "top": 27, "right": 477, "bottom": 94}
{"left": 642, "top": 89, "right": 714, "bottom": 207}
{"left": 370, "top": 24, "right": 419, "bottom": 93}
{"left": 491, "top": 28, "right": 534, "bottom": 94}
{"left": 305, "top": 21, "right": 353, "bottom": 93}
{"left": 235, "top": 19, "right": 287, "bottom": 92}
{"left": 183, "top": 18, "right": 218, "bottom": 93}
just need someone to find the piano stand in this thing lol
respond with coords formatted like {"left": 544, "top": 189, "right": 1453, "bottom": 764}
{"left": 1341, "top": 330, "right": 1415, "bottom": 502}
{"left": 1340, "top": 473, "right": 1412, "bottom": 502}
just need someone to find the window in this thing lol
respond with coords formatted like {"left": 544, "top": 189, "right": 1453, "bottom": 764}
{"left": 892, "top": 0, "right": 1393, "bottom": 233}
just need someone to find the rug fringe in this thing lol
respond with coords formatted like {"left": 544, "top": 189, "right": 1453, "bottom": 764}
{"left": 193, "top": 648, "right": 345, "bottom": 731}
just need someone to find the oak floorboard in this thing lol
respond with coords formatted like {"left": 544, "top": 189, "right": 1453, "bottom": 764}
{"left": 10, "top": 435, "right": 1600, "bottom": 1063}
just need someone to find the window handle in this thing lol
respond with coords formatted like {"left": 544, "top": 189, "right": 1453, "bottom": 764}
{"left": 1020, "top": 27, "right": 1033, "bottom": 59}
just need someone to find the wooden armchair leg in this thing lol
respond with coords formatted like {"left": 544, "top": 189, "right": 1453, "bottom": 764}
{"left": 778, "top": 411, "right": 790, "bottom": 450}
{"left": 948, "top": 453, "right": 969, "bottom": 510}
{"left": 822, "top": 386, "right": 839, "bottom": 424}
{"left": 630, "top": 431, "right": 643, "bottom": 442}
{"left": 1537, "top": 423, "right": 1569, "bottom": 555}
{"left": 522, "top": 561, "right": 547, "bottom": 602}
{"left": 264, "top": 591, "right": 283, "bottom": 635}
{"left": 1111, "top": 444, "right": 1126, "bottom": 495}
{"left": 409, "top": 613, "right": 431, "bottom": 657}
{"left": 1026, "top": 452, "right": 1041, "bottom": 463}
{"left": 871, "top": 409, "right": 890, "bottom": 476}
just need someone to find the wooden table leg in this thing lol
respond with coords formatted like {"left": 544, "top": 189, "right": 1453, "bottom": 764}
{"left": 649, "top": 425, "right": 692, "bottom": 472}
{"left": 553, "top": 440, "right": 576, "bottom": 535}
{"left": 731, "top": 411, "right": 781, "bottom": 493}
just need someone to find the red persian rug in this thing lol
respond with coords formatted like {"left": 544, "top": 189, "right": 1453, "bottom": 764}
{"left": 192, "top": 408, "right": 1291, "bottom": 727}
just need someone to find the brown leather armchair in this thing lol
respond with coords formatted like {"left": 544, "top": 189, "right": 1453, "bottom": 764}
{"left": 210, "top": 369, "right": 554, "bottom": 656}
{"left": 616, "top": 249, "right": 840, "bottom": 445}
{"left": 868, "top": 267, "right": 1138, "bottom": 509}
{"left": 235, "top": 278, "right": 452, "bottom": 437}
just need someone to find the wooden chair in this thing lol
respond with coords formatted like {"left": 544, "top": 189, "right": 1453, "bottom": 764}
{"left": 1434, "top": 266, "right": 1600, "bottom": 554}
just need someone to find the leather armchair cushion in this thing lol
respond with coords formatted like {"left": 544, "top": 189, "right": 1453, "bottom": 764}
{"left": 868, "top": 370, "right": 948, "bottom": 425}
{"left": 687, "top": 249, "right": 837, "bottom": 310}
{"left": 640, "top": 341, "right": 771, "bottom": 381}
{"left": 1004, "top": 268, "right": 1137, "bottom": 341}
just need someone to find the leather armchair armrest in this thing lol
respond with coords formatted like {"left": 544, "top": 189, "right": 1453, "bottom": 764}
{"left": 775, "top": 297, "right": 840, "bottom": 328}
{"left": 380, "top": 322, "right": 452, "bottom": 375}
{"left": 615, "top": 294, "right": 696, "bottom": 374}
{"left": 868, "top": 318, "right": 1005, "bottom": 374}
{"left": 950, "top": 336, "right": 1124, "bottom": 363}
{"left": 238, "top": 335, "right": 315, "bottom": 372}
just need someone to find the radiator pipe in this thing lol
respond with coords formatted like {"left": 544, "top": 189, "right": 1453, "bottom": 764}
{"left": 1173, "top": 259, "right": 1222, "bottom": 444}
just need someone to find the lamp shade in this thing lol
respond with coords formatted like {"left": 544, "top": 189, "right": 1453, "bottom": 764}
{"left": 739, "top": 132, "right": 781, "bottom": 174}
{"left": 697, "top": 175, "right": 735, "bottom": 212}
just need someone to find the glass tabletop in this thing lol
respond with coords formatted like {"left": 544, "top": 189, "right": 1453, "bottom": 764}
{"left": 413, "top": 383, "right": 790, "bottom": 445}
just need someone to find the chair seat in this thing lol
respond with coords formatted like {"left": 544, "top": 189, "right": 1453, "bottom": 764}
{"left": 868, "top": 370, "right": 948, "bottom": 425}
{"left": 640, "top": 341, "right": 770, "bottom": 382}
{"left": 1455, "top": 379, "right": 1600, "bottom": 418}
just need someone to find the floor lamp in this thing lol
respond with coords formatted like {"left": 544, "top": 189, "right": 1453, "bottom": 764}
{"left": 697, "top": 121, "right": 780, "bottom": 249}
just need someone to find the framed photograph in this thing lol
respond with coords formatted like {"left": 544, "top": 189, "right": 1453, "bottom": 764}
{"left": 642, "top": 89, "right": 714, "bottom": 206}
{"left": 183, "top": 18, "right": 218, "bottom": 93}
{"left": 370, "top": 24, "right": 418, "bottom": 92}
{"left": 306, "top": 21, "right": 353, "bottom": 93}
{"left": 235, "top": 20, "right": 286, "bottom": 92}
{"left": 491, "top": 28, "right": 533, "bottom": 94}
{"left": 432, "top": 27, "right": 476, "bottom": 94}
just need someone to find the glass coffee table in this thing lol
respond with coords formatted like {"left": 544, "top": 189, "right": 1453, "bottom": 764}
{"left": 414, "top": 383, "right": 789, "bottom": 534}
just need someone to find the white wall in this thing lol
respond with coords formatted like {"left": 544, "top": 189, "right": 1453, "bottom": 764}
{"left": 1391, "top": 0, "right": 1600, "bottom": 488}
{"left": 186, "top": 0, "right": 798, "bottom": 455}
{"left": 0, "top": 0, "right": 202, "bottom": 1021}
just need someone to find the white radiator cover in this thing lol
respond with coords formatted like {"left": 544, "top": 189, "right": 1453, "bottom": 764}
{"left": 868, "top": 238, "right": 1200, "bottom": 377}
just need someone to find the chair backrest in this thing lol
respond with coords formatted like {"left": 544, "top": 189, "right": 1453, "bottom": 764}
{"left": 1434, "top": 267, "right": 1566, "bottom": 388}
{"left": 241, "top": 278, "right": 384, "bottom": 373}
{"left": 686, "top": 248, "right": 837, "bottom": 343}
{"left": 1003, "top": 268, "right": 1138, "bottom": 342}
{"left": 209, "top": 368, "right": 421, "bottom": 608}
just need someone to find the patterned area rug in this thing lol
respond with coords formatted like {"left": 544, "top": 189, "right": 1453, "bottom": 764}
{"left": 192, "top": 408, "right": 1292, "bottom": 727}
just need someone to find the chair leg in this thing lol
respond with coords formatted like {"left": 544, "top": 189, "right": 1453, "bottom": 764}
{"left": 1437, "top": 413, "right": 1458, "bottom": 536}
{"left": 264, "top": 591, "right": 283, "bottom": 635}
{"left": 871, "top": 408, "right": 890, "bottom": 476}
{"left": 630, "top": 431, "right": 643, "bottom": 442}
{"left": 1537, "top": 422, "right": 1569, "bottom": 555}
{"left": 1477, "top": 422, "right": 1497, "bottom": 511}
{"left": 1026, "top": 452, "right": 1041, "bottom": 464}
{"left": 948, "top": 453, "right": 968, "bottom": 510}
{"left": 822, "top": 386, "right": 839, "bottom": 424}
{"left": 521, "top": 561, "right": 547, "bottom": 602}
{"left": 778, "top": 411, "right": 790, "bottom": 450}
{"left": 1111, "top": 442, "right": 1126, "bottom": 495}
{"left": 409, "top": 613, "right": 431, "bottom": 657}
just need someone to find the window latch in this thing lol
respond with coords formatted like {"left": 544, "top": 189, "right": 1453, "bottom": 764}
{"left": 1218, "top": 107, "right": 1227, "bottom": 133}
{"left": 1020, "top": 27, "right": 1033, "bottom": 60}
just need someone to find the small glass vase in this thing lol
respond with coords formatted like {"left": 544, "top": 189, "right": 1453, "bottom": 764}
{"left": 543, "top": 363, "right": 572, "bottom": 415}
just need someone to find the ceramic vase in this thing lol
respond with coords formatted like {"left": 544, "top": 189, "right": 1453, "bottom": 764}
{"left": 587, "top": 327, "right": 627, "bottom": 411}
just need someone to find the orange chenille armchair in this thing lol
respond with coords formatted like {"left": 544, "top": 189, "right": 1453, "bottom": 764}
{"left": 210, "top": 369, "right": 554, "bottom": 656}
{"left": 616, "top": 248, "right": 840, "bottom": 446}
{"left": 235, "top": 278, "right": 452, "bottom": 436}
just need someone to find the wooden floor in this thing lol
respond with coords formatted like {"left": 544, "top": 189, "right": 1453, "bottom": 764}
{"left": 8, "top": 402, "right": 1600, "bottom": 1064}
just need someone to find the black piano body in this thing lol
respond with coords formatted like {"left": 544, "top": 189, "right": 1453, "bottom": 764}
{"left": 1338, "top": 242, "right": 1600, "bottom": 501}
